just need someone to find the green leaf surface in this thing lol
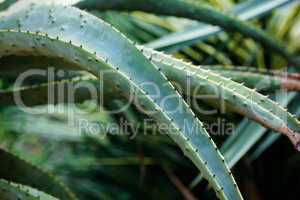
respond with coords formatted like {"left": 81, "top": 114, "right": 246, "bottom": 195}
{"left": 0, "top": 4, "right": 242, "bottom": 200}
{"left": 191, "top": 92, "right": 297, "bottom": 188}
{"left": 141, "top": 47, "right": 300, "bottom": 148}
{"left": 75, "top": 0, "right": 297, "bottom": 63}
{"left": 145, "top": 0, "right": 294, "bottom": 51}
{"left": 0, "top": 148, "right": 77, "bottom": 199}
{"left": 250, "top": 94, "right": 300, "bottom": 160}
{"left": 0, "top": 179, "right": 58, "bottom": 200}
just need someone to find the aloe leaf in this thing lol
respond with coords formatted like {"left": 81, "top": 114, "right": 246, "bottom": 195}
{"left": 1, "top": 46, "right": 300, "bottom": 149}
{"left": 140, "top": 47, "right": 300, "bottom": 149}
{"left": 2, "top": 55, "right": 300, "bottom": 81}
{"left": 0, "top": 147, "right": 77, "bottom": 199}
{"left": 202, "top": 65, "right": 299, "bottom": 77}
{"left": 204, "top": 67, "right": 282, "bottom": 91}
{"left": 0, "top": 0, "right": 17, "bottom": 12}
{"left": 75, "top": 0, "right": 298, "bottom": 63}
{"left": 0, "top": 181, "right": 37, "bottom": 200}
{"left": 250, "top": 94, "right": 300, "bottom": 160}
{"left": 144, "top": 0, "right": 294, "bottom": 52}
{"left": 1, "top": 44, "right": 300, "bottom": 148}
{"left": 2, "top": 50, "right": 300, "bottom": 145}
{"left": 191, "top": 92, "right": 297, "bottom": 188}
{"left": 0, "top": 4, "right": 243, "bottom": 200}
{"left": 0, "top": 179, "right": 59, "bottom": 200}
{"left": 203, "top": 66, "right": 300, "bottom": 91}
{"left": 221, "top": 93, "right": 297, "bottom": 167}
{"left": 1, "top": 58, "right": 299, "bottom": 197}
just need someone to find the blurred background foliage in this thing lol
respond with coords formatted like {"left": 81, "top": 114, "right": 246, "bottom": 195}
{"left": 0, "top": 0, "right": 300, "bottom": 199}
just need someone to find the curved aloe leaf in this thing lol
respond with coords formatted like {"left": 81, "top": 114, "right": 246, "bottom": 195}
{"left": 0, "top": 179, "right": 58, "bottom": 200}
{"left": 1, "top": 44, "right": 300, "bottom": 146}
{"left": 0, "top": 148, "right": 77, "bottom": 199}
{"left": 1, "top": 46, "right": 300, "bottom": 148}
{"left": 140, "top": 47, "right": 300, "bottom": 149}
{"left": 75, "top": 0, "right": 298, "bottom": 63}
{"left": 191, "top": 92, "right": 297, "bottom": 188}
{"left": 203, "top": 65, "right": 300, "bottom": 78}
{"left": 203, "top": 66, "right": 300, "bottom": 91}
{"left": 145, "top": 0, "right": 294, "bottom": 51}
{"left": 250, "top": 94, "right": 300, "bottom": 160}
{"left": 204, "top": 67, "right": 282, "bottom": 91}
{"left": 1, "top": 60, "right": 299, "bottom": 193}
{"left": 2, "top": 50, "right": 300, "bottom": 145}
{"left": 221, "top": 92, "right": 298, "bottom": 167}
{"left": 0, "top": 4, "right": 242, "bottom": 200}
{"left": 0, "top": 0, "right": 17, "bottom": 12}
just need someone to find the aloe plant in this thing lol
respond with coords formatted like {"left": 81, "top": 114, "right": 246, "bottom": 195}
{"left": 0, "top": 179, "right": 58, "bottom": 200}
{"left": 0, "top": 1, "right": 299, "bottom": 200}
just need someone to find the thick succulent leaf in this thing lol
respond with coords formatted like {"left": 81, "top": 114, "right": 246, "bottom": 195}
{"left": 203, "top": 66, "right": 300, "bottom": 91}
{"left": 75, "top": 0, "right": 297, "bottom": 63}
{"left": 144, "top": 0, "right": 294, "bottom": 51}
{"left": 0, "top": 179, "right": 58, "bottom": 200}
{"left": 0, "top": 179, "right": 39, "bottom": 200}
{"left": 0, "top": 148, "right": 77, "bottom": 199}
{"left": 204, "top": 67, "right": 282, "bottom": 91}
{"left": 250, "top": 94, "right": 300, "bottom": 160}
{"left": 191, "top": 92, "right": 297, "bottom": 188}
{"left": 0, "top": 4, "right": 242, "bottom": 200}
{"left": 1, "top": 47, "right": 300, "bottom": 149}
{"left": 2, "top": 55, "right": 300, "bottom": 89}
{"left": 2, "top": 51, "right": 300, "bottom": 146}
{"left": 203, "top": 65, "right": 300, "bottom": 78}
{"left": 0, "top": 0, "right": 17, "bottom": 12}
{"left": 140, "top": 47, "right": 300, "bottom": 149}
{"left": 1, "top": 46, "right": 300, "bottom": 147}
{"left": 221, "top": 92, "right": 298, "bottom": 167}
